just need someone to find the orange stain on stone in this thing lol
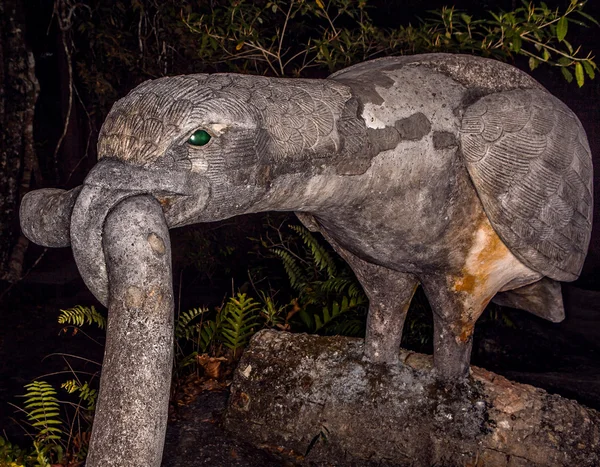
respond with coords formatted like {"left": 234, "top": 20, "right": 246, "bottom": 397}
{"left": 452, "top": 215, "right": 513, "bottom": 296}
{"left": 157, "top": 197, "right": 173, "bottom": 210}
{"left": 458, "top": 324, "right": 474, "bottom": 343}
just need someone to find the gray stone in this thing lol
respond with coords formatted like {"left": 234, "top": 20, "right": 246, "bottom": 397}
{"left": 19, "top": 186, "right": 81, "bottom": 247}
{"left": 86, "top": 195, "right": 174, "bottom": 467}
{"left": 225, "top": 330, "right": 600, "bottom": 467}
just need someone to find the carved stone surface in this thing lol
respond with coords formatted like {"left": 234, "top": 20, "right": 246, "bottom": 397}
{"left": 19, "top": 53, "right": 594, "bottom": 465}
{"left": 460, "top": 88, "right": 593, "bottom": 281}
{"left": 87, "top": 195, "right": 174, "bottom": 467}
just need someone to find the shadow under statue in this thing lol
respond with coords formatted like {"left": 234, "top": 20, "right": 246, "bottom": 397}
{"left": 20, "top": 54, "right": 593, "bottom": 467}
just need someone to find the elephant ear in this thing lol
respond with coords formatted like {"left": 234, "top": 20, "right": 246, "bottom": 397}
{"left": 250, "top": 79, "right": 357, "bottom": 163}
{"left": 460, "top": 88, "right": 593, "bottom": 281}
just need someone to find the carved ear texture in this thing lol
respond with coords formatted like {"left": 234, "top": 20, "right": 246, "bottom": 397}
{"left": 460, "top": 88, "right": 593, "bottom": 281}
{"left": 250, "top": 79, "right": 352, "bottom": 164}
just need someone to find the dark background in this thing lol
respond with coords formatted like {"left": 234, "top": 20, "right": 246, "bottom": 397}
{"left": 1, "top": 0, "right": 599, "bottom": 447}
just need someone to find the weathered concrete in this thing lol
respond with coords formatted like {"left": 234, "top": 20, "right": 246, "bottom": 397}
{"left": 86, "top": 195, "right": 174, "bottom": 467}
{"left": 19, "top": 187, "right": 81, "bottom": 247}
{"left": 18, "top": 53, "right": 594, "bottom": 464}
{"left": 51, "top": 53, "right": 590, "bottom": 379}
{"left": 225, "top": 330, "right": 600, "bottom": 467}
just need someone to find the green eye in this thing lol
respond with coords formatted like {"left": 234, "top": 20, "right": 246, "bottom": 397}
{"left": 187, "top": 129, "right": 211, "bottom": 146}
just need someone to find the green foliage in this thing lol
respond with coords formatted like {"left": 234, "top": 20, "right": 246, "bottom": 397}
{"left": 174, "top": 294, "right": 263, "bottom": 368}
{"left": 55, "top": 0, "right": 597, "bottom": 146}
{"left": 4, "top": 307, "right": 105, "bottom": 466}
{"left": 262, "top": 223, "right": 368, "bottom": 336}
{"left": 257, "top": 290, "right": 288, "bottom": 328}
{"left": 182, "top": 0, "right": 597, "bottom": 82}
{"left": 299, "top": 295, "right": 366, "bottom": 334}
{"left": 12, "top": 378, "right": 96, "bottom": 466}
{"left": 61, "top": 380, "right": 98, "bottom": 411}
{"left": 0, "top": 436, "right": 26, "bottom": 466}
{"left": 420, "top": 0, "right": 597, "bottom": 87}
{"left": 175, "top": 307, "right": 209, "bottom": 341}
{"left": 20, "top": 382, "right": 64, "bottom": 466}
{"left": 220, "top": 294, "right": 261, "bottom": 353}
{"left": 183, "top": 0, "right": 391, "bottom": 76}
{"left": 22, "top": 382, "right": 63, "bottom": 443}
{"left": 58, "top": 305, "right": 106, "bottom": 330}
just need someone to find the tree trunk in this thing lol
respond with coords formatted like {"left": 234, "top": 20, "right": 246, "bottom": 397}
{"left": 0, "top": 0, "right": 39, "bottom": 282}
{"left": 225, "top": 330, "right": 600, "bottom": 467}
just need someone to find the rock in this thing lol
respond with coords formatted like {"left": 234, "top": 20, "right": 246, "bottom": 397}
{"left": 224, "top": 330, "right": 600, "bottom": 467}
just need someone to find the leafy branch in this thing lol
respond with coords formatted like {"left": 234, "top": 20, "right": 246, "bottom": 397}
{"left": 421, "top": 0, "right": 597, "bottom": 86}
{"left": 182, "top": 0, "right": 597, "bottom": 84}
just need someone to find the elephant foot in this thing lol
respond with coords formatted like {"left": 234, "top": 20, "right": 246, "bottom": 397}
{"left": 432, "top": 315, "right": 474, "bottom": 380}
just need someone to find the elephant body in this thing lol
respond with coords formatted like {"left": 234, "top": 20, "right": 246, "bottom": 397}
{"left": 21, "top": 54, "right": 593, "bottom": 379}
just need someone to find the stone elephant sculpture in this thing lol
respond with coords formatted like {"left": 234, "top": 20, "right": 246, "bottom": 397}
{"left": 20, "top": 53, "right": 593, "bottom": 464}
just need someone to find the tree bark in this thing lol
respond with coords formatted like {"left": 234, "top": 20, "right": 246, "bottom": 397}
{"left": 225, "top": 330, "right": 600, "bottom": 467}
{"left": 0, "top": 0, "right": 39, "bottom": 281}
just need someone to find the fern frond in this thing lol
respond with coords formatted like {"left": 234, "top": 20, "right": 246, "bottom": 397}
{"left": 61, "top": 380, "right": 98, "bottom": 411}
{"left": 199, "top": 320, "right": 217, "bottom": 353}
{"left": 220, "top": 293, "right": 261, "bottom": 352}
{"left": 313, "top": 295, "right": 366, "bottom": 332}
{"left": 272, "top": 248, "right": 306, "bottom": 290}
{"left": 319, "top": 276, "right": 366, "bottom": 299}
{"left": 22, "top": 381, "right": 64, "bottom": 442}
{"left": 176, "top": 351, "right": 199, "bottom": 369}
{"left": 58, "top": 305, "right": 106, "bottom": 330}
{"left": 258, "top": 291, "right": 286, "bottom": 327}
{"left": 347, "top": 282, "right": 364, "bottom": 298}
{"left": 175, "top": 307, "right": 208, "bottom": 340}
{"left": 290, "top": 225, "right": 337, "bottom": 277}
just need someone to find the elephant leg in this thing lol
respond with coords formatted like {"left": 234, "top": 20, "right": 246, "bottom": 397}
{"left": 421, "top": 216, "right": 544, "bottom": 380}
{"left": 316, "top": 230, "right": 418, "bottom": 364}
{"left": 360, "top": 265, "right": 419, "bottom": 364}
{"left": 419, "top": 275, "right": 487, "bottom": 380}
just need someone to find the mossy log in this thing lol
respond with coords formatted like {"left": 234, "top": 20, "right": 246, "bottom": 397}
{"left": 224, "top": 330, "right": 599, "bottom": 466}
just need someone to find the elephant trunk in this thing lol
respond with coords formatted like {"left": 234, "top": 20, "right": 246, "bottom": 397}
{"left": 20, "top": 186, "right": 82, "bottom": 248}
{"left": 69, "top": 158, "right": 194, "bottom": 305}
{"left": 21, "top": 165, "right": 177, "bottom": 467}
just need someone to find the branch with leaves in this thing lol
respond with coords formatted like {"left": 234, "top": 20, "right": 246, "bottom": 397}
{"left": 420, "top": 0, "right": 597, "bottom": 86}
{"left": 183, "top": 0, "right": 597, "bottom": 84}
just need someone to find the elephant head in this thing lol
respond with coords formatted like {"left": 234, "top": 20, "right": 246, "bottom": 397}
{"left": 18, "top": 72, "right": 384, "bottom": 307}
{"left": 20, "top": 73, "right": 372, "bottom": 467}
{"left": 60, "top": 73, "right": 370, "bottom": 305}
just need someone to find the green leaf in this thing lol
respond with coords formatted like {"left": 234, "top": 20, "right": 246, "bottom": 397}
{"left": 562, "top": 39, "right": 574, "bottom": 54}
{"left": 529, "top": 56, "right": 539, "bottom": 70}
{"left": 575, "top": 10, "right": 600, "bottom": 26}
{"left": 510, "top": 35, "right": 522, "bottom": 53}
{"left": 556, "top": 16, "right": 568, "bottom": 42}
{"left": 575, "top": 62, "right": 585, "bottom": 87}
{"left": 542, "top": 48, "right": 550, "bottom": 61}
{"left": 583, "top": 61, "right": 595, "bottom": 79}
{"left": 561, "top": 66, "right": 574, "bottom": 83}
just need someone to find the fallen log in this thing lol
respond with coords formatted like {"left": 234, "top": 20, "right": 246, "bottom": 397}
{"left": 224, "top": 330, "right": 600, "bottom": 466}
